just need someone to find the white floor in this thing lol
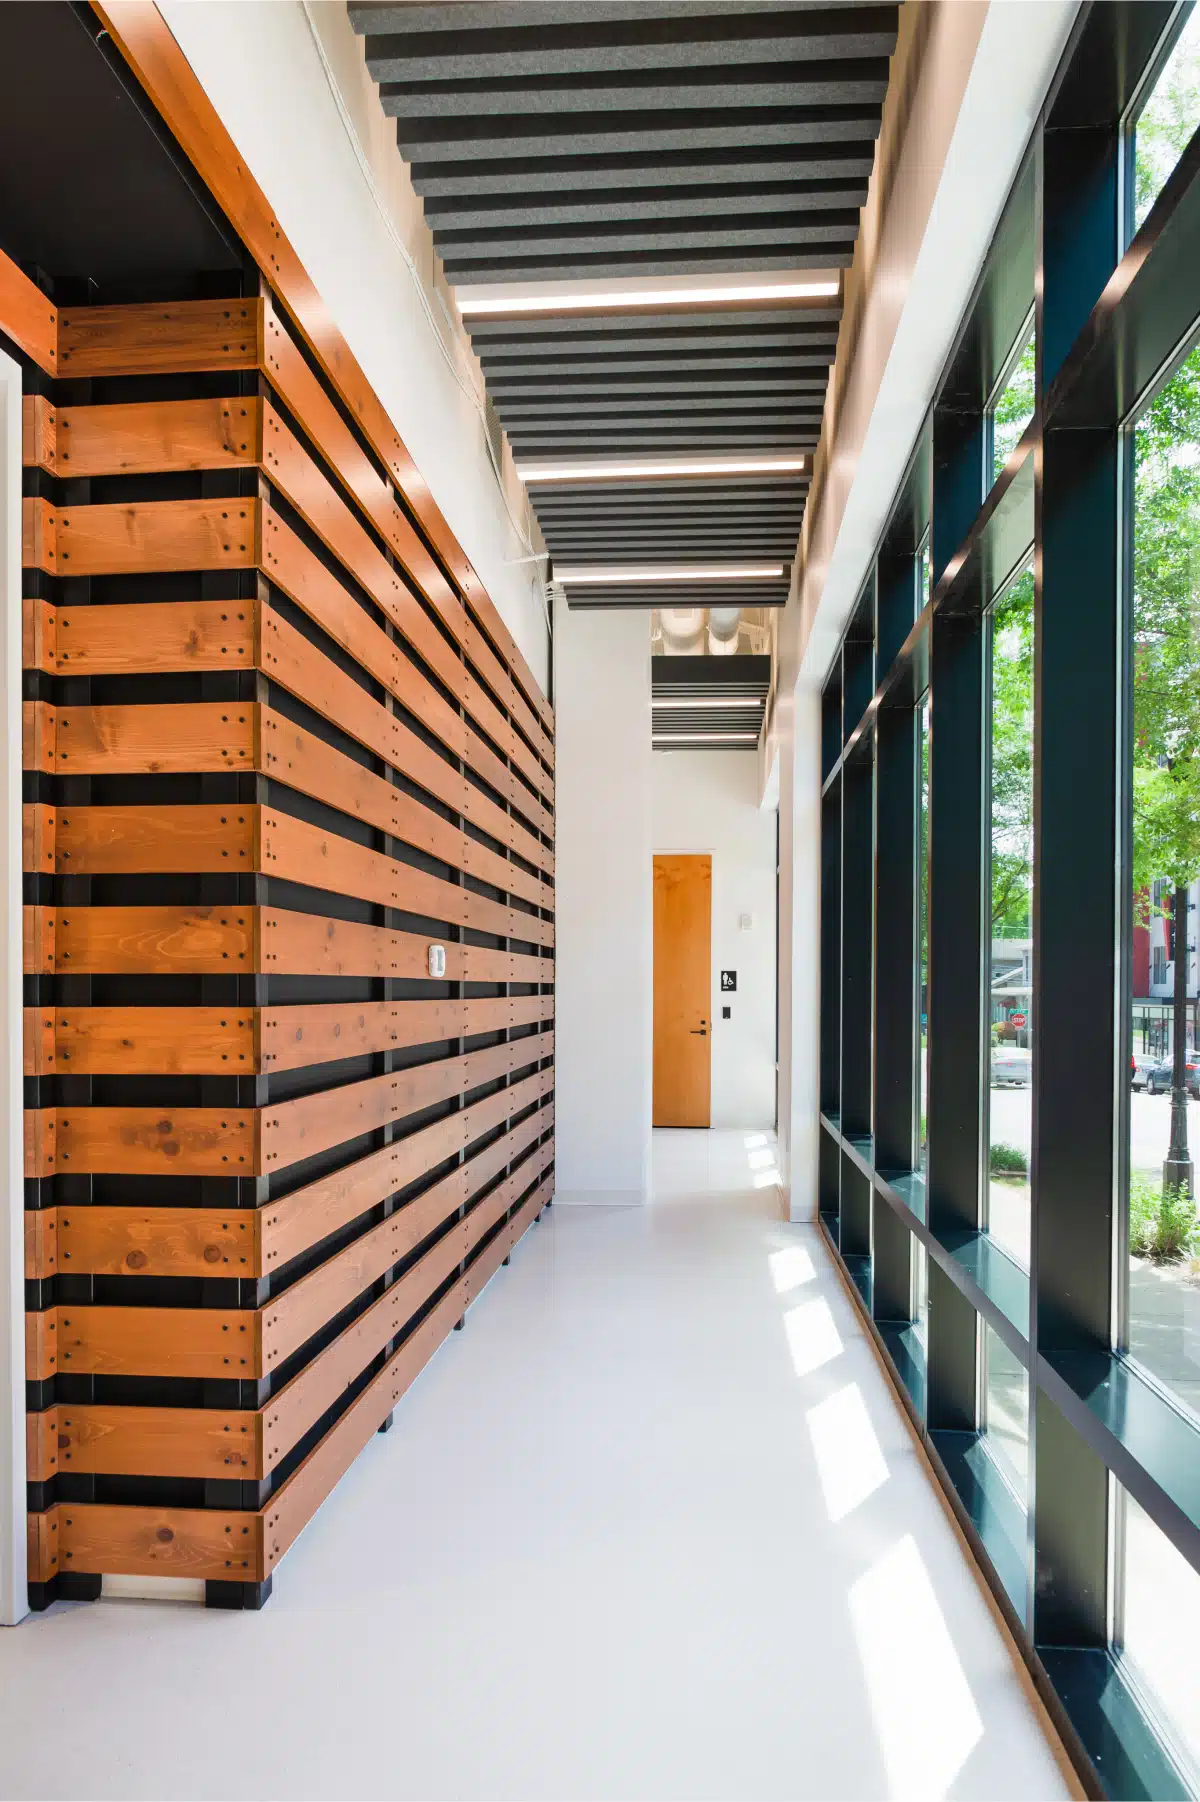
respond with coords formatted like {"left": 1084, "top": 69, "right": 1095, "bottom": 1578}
{"left": 0, "top": 1130, "right": 1075, "bottom": 1802}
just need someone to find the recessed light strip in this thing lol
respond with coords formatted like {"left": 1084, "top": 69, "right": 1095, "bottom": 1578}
{"left": 520, "top": 454, "right": 808, "bottom": 484}
{"left": 556, "top": 564, "right": 783, "bottom": 585}
{"left": 653, "top": 733, "right": 760, "bottom": 744}
{"left": 652, "top": 696, "right": 766, "bottom": 710}
{"left": 458, "top": 280, "right": 838, "bottom": 317}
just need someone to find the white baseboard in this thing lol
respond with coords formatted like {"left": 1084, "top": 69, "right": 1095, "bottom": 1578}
{"left": 553, "top": 1188, "right": 646, "bottom": 1207}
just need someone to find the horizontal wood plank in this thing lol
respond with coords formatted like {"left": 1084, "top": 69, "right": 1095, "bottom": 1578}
{"left": 24, "top": 699, "right": 257, "bottom": 776}
{"left": 23, "top": 904, "right": 551, "bottom": 981}
{"left": 24, "top": 905, "right": 256, "bottom": 976}
{"left": 34, "top": 1205, "right": 258, "bottom": 1281}
{"left": 26, "top": 1057, "right": 551, "bottom": 1178}
{"left": 28, "top": 1404, "right": 261, "bottom": 1483}
{"left": 0, "top": 246, "right": 58, "bottom": 373}
{"left": 24, "top": 995, "right": 551, "bottom": 1077}
{"left": 22, "top": 597, "right": 259, "bottom": 677}
{"left": 31, "top": 1502, "right": 264, "bottom": 1583}
{"left": 56, "top": 297, "right": 263, "bottom": 378}
{"left": 29, "top": 803, "right": 553, "bottom": 944}
{"left": 26, "top": 1303, "right": 258, "bottom": 1381}
{"left": 23, "top": 396, "right": 263, "bottom": 477}
{"left": 26, "top": 1106, "right": 258, "bottom": 1180}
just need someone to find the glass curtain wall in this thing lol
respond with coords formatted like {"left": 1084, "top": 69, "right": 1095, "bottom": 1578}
{"left": 817, "top": 6, "right": 1200, "bottom": 1794}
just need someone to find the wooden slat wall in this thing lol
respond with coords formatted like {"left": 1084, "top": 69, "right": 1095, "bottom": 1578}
{"left": 18, "top": 296, "right": 554, "bottom": 1609}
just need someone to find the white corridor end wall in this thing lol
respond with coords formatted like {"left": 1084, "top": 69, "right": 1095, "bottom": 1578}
{"left": 653, "top": 751, "right": 777, "bottom": 1131}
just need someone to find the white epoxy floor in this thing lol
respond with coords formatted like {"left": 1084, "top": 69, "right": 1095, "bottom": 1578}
{"left": 0, "top": 1130, "right": 1075, "bottom": 1801}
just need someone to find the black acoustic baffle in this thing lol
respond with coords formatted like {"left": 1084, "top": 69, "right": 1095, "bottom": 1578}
{"left": 348, "top": 3, "right": 899, "bottom": 592}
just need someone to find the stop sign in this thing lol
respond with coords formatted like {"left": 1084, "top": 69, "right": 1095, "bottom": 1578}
{"left": 1011, "top": 1013, "right": 1027, "bottom": 1028}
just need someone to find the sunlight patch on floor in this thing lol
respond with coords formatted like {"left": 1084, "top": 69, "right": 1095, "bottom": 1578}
{"left": 769, "top": 1244, "right": 816, "bottom": 1293}
{"left": 783, "top": 1296, "right": 843, "bottom": 1376}
{"left": 807, "top": 1382, "right": 890, "bottom": 1523}
{"left": 849, "top": 1534, "right": 984, "bottom": 1799}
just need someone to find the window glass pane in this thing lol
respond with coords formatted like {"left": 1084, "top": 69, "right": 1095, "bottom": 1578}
{"left": 1128, "top": 343, "right": 1200, "bottom": 1422}
{"left": 913, "top": 1242, "right": 929, "bottom": 1345}
{"left": 987, "top": 569, "right": 1034, "bottom": 1267}
{"left": 1117, "top": 1484, "right": 1200, "bottom": 1784}
{"left": 1133, "top": 5, "right": 1200, "bottom": 235}
{"left": 917, "top": 696, "right": 931, "bottom": 1167}
{"left": 991, "top": 330, "right": 1035, "bottom": 482}
{"left": 982, "top": 1322, "right": 1029, "bottom": 1500}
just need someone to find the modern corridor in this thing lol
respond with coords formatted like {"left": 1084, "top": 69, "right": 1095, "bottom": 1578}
{"left": 0, "top": 1133, "right": 1073, "bottom": 1801}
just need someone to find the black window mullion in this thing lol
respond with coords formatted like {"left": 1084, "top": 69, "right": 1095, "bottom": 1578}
{"left": 874, "top": 702, "right": 917, "bottom": 1173}
{"left": 927, "top": 609, "right": 986, "bottom": 1241}
{"left": 840, "top": 751, "right": 874, "bottom": 1144}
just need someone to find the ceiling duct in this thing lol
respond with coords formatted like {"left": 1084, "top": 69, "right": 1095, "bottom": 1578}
{"left": 707, "top": 606, "right": 742, "bottom": 656}
{"left": 659, "top": 606, "right": 707, "bottom": 655}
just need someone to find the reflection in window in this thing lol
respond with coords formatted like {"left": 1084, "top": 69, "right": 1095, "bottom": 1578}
{"left": 1116, "top": 1485, "right": 1200, "bottom": 1785}
{"left": 990, "top": 329, "right": 1035, "bottom": 482}
{"left": 1128, "top": 344, "right": 1200, "bottom": 1423}
{"left": 917, "top": 697, "right": 931, "bottom": 1167}
{"left": 982, "top": 1323, "right": 1028, "bottom": 1501}
{"left": 987, "top": 569, "right": 1034, "bottom": 1267}
{"left": 1133, "top": 5, "right": 1200, "bottom": 234}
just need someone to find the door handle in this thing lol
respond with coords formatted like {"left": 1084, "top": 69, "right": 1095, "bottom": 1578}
{"left": 689, "top": 1028, "right": 708, "bottom": 1037}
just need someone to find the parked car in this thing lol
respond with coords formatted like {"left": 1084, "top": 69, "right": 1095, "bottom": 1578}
{"left": 1131, "top": 1052, "right": 1160, "bottom": 1091}
{"left": 990, "top": 1045, "right": 1032, "bottom": 1088}
{"left": 1144, "top": 1054, "right": 1200, "bottom": 1098}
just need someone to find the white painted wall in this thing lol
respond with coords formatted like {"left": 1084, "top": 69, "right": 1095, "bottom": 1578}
{"left": 554, "top": 599, "right": 652, "bottom": 1204}
{"left": 0, "top": 352, "right": 25, "bottom": 1624}
{"left": 652, "top": 752, "right": 777, "bottom": 1131}
{"left": 774, "top": 683, "right": 822, "bottom": 1219}
{"left": 158, "top": 0, "right": 549, "bottom": 690}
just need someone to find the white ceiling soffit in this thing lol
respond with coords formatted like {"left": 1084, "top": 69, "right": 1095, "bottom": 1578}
{"left": 783, "top": 0, "right": 1082, "bottom": 694}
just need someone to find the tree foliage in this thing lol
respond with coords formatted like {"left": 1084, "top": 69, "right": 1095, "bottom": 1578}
{"left": 990, "top": 568, "right": 1034, "bottom": 937}
{"left": 1133, "top": 10, "right": 1200, "bottom": 231}
{"left": 1131, "top": 345, "right": 1200, "bottom": 908}
{"left": 992, "top": 336, "right": 1035, "bottom": 480}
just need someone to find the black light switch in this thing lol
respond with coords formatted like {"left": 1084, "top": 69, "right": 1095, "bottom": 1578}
{"left": 722, "top": 1005, "right": 731, "bottom": 1019}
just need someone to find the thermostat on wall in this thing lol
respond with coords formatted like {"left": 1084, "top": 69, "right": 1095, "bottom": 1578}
{"left": 427, "top": 943, "right": 447, "bottom": 979}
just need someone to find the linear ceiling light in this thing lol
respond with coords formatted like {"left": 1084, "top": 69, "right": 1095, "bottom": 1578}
{"left": 654, "top": 733, "right": 759, "bottom": 744}
{"left": 520, "top": 454, "right": 808, "bottom": 484}
{"left": 652, "top": 696, "right": 764, "bottom": 710}
{"left": 556, "top": 564, "right": 783, "bottom": 585}
{"left": 457, "top": 280, "right": 839, "bottom": 317}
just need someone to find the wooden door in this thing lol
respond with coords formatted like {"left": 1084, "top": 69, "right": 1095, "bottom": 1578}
{"left": 653, "top": 854, "right": 712, "bottom": 1127}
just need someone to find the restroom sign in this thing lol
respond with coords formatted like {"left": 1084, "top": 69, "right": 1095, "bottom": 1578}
{"left": 720, "top": 970, "right": 737, "bottom": 992}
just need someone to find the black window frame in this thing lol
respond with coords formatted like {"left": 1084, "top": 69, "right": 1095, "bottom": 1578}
{"left": 817, "top": 5, "right": 1200, "bottom": 1794}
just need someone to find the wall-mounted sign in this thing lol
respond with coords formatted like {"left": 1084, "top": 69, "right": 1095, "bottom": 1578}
{"left": 720, "top": 970, "right": 737, "bottom": 992}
